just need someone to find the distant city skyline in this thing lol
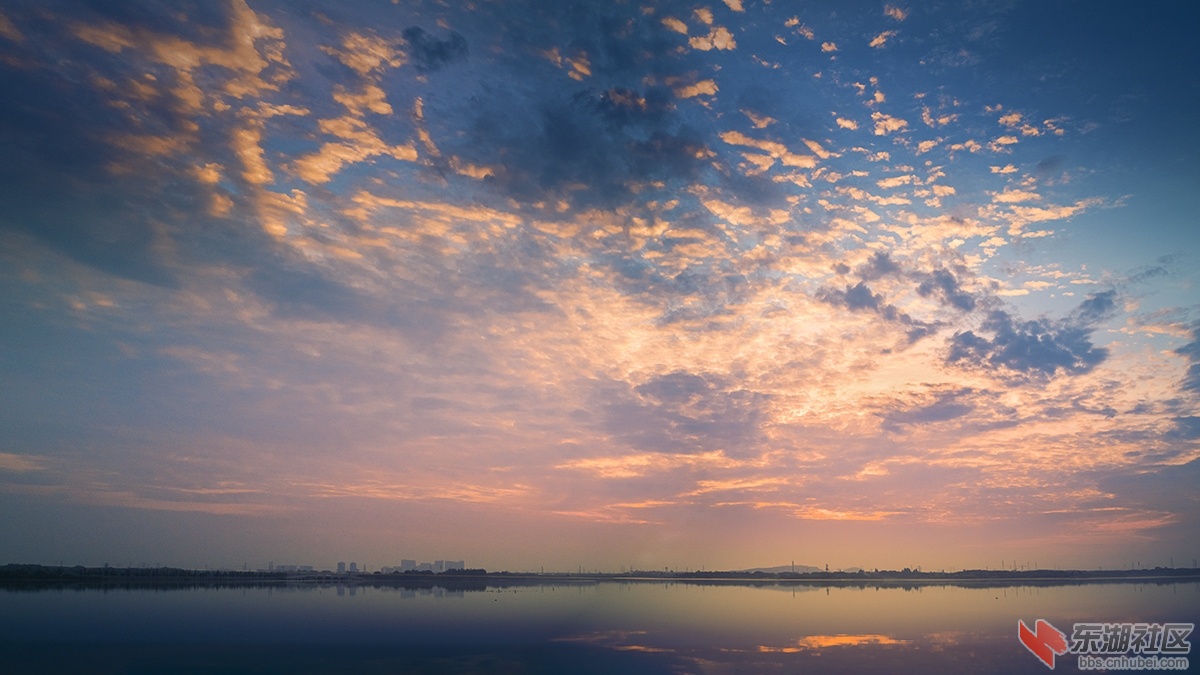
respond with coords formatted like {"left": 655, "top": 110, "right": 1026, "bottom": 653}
{"left": 0, "top": 1, "right": 1196, "bottom": 573}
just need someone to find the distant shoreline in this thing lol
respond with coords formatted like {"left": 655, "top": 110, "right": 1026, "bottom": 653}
{"left": 3, "top": 563, "right": 1198, "bottom": 589}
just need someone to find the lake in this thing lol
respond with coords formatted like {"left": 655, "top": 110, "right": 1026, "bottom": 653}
{"left": 1, "top": 578, "right": 1196, "bottom": 673}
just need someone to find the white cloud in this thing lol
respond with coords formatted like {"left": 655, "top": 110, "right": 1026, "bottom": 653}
{"left": 869, "top": 31, "right": 897, "bottom": 48}
{"left": 661, "top": 17, "right": 689, "bottom": 34}
{"left": 871, "top": 112, "right": 908, "bottom": 136}
{"left": 690, "top": 26, "right": 737, "bottom": 51}
{"left": 674, "top": 79, "right": 718, "bottom": 98}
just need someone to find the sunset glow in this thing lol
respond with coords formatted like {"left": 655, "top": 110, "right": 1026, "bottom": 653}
{"left": 0, "top": 0, "right": 1197, "bottom": 573}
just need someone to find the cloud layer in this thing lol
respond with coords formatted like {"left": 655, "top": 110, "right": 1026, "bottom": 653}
{"left": 0, "top": 0, "right": 1196, "bottom": 572}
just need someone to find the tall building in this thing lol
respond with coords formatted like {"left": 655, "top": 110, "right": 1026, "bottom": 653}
{"left": 349, "top": 562, "right": 358, "bottom": 573}
{"left": 337, "top": 562, "right": 346, "bottom": 574}
{"left": 401, "top": 559, "right": 416, "bottom": 572}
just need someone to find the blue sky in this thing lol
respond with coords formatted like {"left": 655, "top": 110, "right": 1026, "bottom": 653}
{"left": 0, "top": 0, "right": 1197, "bottom": 572}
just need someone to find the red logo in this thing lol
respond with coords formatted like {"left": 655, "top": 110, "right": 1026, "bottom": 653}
{"left": 1019, "top": 619, "right": 1069, "bottom": 669}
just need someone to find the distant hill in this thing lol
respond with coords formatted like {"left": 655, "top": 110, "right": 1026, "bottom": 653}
{"left": 740, "top": 564, "right": 865, "bottom": 574}
{"left": 740, "top": 564, "right": 823, "bottom": 574}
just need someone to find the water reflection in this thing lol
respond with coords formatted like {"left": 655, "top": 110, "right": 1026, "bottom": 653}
{"left": 1, "top": 580, "right": 1195, "bottom": 674}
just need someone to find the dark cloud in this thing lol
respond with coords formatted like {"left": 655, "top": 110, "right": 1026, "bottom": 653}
{"left": 818, "top": 281, "right": 937, "bottom": 342}
{"left": 245, "top": 261, "right": 452, "bottom": 341}
{"left": 62, "top": 0, "right": 236, "bottom": 43}
{"left": 1096, "top": 457, "right": 1200, "bottom": 517}
{"left": 858, "top": 251, "right": 902, "bottom": 281}
{"left": 917, "top": 269, "right": 976, "bottom": 312}
{"left": 0, "top": 62, "right": 184, "bottom": 287}
{"left": 881, "top": 389, "right": 976, "bottom": 432}
{"left": 464, "top": 85, "right": 708, "bottom": 209}
{"left": 402, "top": 27, "right": 468, "bottom": 73}
{"left": 843, "top": 281, "right": 883, "bottom": 311}
{"left": 0, "top": 5, "right": 276, "bottom": 288}
{"left": 248, "top": 267, "right": 370, "bottom": 322}
{"left": 1126, "top": 265, "right": 1168, "bottom": 284}
{"left": 1034, "top": 155, "right": 1063, "bottom": 177}
{"left": 496, "top": 1, "right": 683, "bottom": 81}
{"left": 1071, "top": 289, "right": 1117, "bottom": 324}
{"left": 599, "top": 371, "right": 767, "bottom": 457}
{"left": 946, "top": 292, "right": 1118, "bottom": 379}
{"left": 1166, "top": 416, "right": 1200, "bottom": 441}
{"left": 1174, "top": 326, "right": 1200, "bottom": 393}
{"left": 594, "top": 86, "right": 675, "bottom": 129}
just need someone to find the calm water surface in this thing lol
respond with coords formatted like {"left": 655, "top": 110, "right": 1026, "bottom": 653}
{"left": 2, "top": 579, "right": 1197, "bottom": 673}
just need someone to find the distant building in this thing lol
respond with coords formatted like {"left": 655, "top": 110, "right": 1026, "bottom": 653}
{"left": 349, "top": 562, "right": 358, "bottom": 573}
{"left": 380, "top": 559, "right": 465, "bottom": 573}
{"left": 337, "top": 562, "right": 346, "bottom": 574}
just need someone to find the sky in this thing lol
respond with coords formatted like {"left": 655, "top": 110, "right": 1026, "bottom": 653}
{"left": 0, "top": 0, "right": 1197, "bottom": 574}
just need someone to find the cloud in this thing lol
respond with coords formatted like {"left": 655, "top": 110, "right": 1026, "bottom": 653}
{"left": 871, "top": 112, "right": 908, "bottom": 135}
{"left": 1, "top": 0, "right": 1191, "bottom": 573}
{"left": 661, "top": 17, "right": 689, "bottom": 34}
{"left": 0, "top": 0, "right": 303, "bottom": 286}
{"left": 947, "top": 292, "right": 1118, "bottom": 379}
{"left": 884, "top": 5, "right": 909, "bottom": 21}
{"left": 674, "top": 79, "right": 718, "bottom": 98}
{"left": 998, "top": 112, "right": 1022, "bottom": 127}
{"left": 1167, "top": 416, "right": 1200, "bottom": 440}
{"left": 988, "top": 135, "right": 1019, "bottom": 152}
{"left": 401, "top": 26, "right": 468, "bottom": 73}
{"left": 821, "top": 42, "right": 837, "bottom": 52}
{"left": 917, "top": 269, "right": 976, "bottom": 312}
{"left": 817, "top": 280, "right": 936, "bottom": 341}
{"left": 869, "top": 31, "right": 897, "bottom": 48}
{"left": 1070, "top": 289, "right": 1118, "bottom": 324}
{"left": 822, "top": 281, "right": 883, "bottom": 311}
{"left": 322, "top": 32, "right": 405, "bottom": 76}
{"left": 1097, "top": 458, "right": 1200, "bottom": 525}
{"left": 720, "top": 130, "right": 816, "bottom": 168}
{"left": 857, "top": 251, "right": 902, "bottom": 280}
{"left": 689, "top": 25, "right": 737, "bottom": 51}
{"left": 0, "top": 452, "right": 46, "bottom": 472}
{"left": 742, "top": 109, "right": 776, "bottom": 128}
{"left": 881, "top": 389, "right": 975, "bottom": 432}
{"left": 456, "top": 87, "right": 707, "bottom": 209}
{"left": 921, "top": 108, "right": 957, "bottom": 128}
{"left": 1174, "top": 326, "right": 1200, "bottom": 393}
{"left": 599, "top": 372, "right": 768, "bottom": 458}
{"left": 877, "top": 174, "right": 915, "bottom": 189}
{"left": 992, "top": 197, "right": 1103, "bottom": 236}
{"left": 786, "top": 18, "right": 815, "bottom": 40}
{"left": 992, "top": 188, "right": 1040, "bottom": 203}
{"left": 915, "top": 139, "right": 941, "bottom": 154}
{"left": 0, "top": 10, "right": 24, "bottom": 43}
